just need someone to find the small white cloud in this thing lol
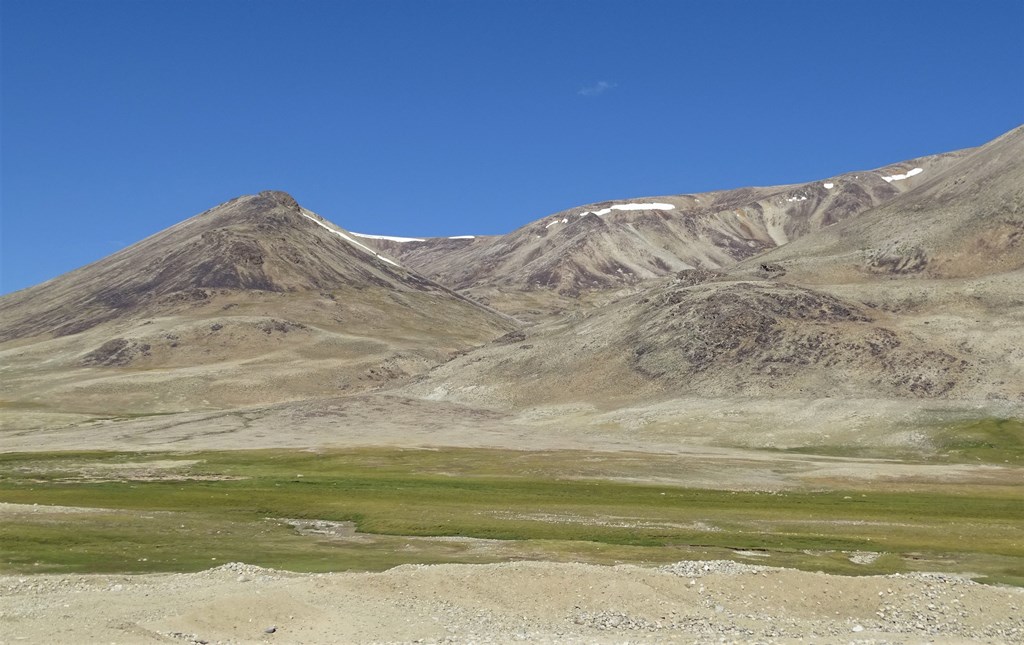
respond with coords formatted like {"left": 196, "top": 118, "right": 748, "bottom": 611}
{"left": 578, "top": 80, "right": 616, "bottom": 97}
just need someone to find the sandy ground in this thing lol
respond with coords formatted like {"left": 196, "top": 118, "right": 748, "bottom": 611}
{"left": 1, "top": 560, "right": 1022, "bottom": 644}
{"left": 7, "top": 394, "right": 1019, "bottom": 455}
{"left": 4, "top": 395, "right": 1022, "bottom": 494}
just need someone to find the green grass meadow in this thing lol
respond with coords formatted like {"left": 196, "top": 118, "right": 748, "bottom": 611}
{"left": 1, "top": 448, "right": 1021, "bottom": 584}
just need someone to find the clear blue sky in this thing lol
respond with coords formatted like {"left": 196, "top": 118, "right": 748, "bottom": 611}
{"left": 2, "top": 0, "right": 1022, "bottom": 294}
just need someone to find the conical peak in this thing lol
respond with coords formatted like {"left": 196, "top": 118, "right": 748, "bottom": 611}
{"left": 252, "top": 190, "right": 299, "bottom": 211}
{"left": 196, "top": 190, "right": 303, "bottom": 233}
{"left": 0, "top": 190, "right": 455, "bottom": 342}
{"left": 222, "top": 190, "right": 300, "bottom": 219}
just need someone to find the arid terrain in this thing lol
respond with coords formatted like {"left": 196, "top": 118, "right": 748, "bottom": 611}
{"left": 4, "top": 556, "right": 1023, "bottom": 644}
{"left": 1, "top": 126, "right": 1022, "bottom": 643}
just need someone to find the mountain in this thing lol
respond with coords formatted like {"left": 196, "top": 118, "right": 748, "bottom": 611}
{"left": 731, "top": 125, "right": 1024, "bottom": 283}
{"left": 400, "top": 127, "right": 1024, "bottom": 408}
{"left": 359, "top": 146, "right": 971, "bottom": 318}
{"left": 0, "top": 191, "right": 515, "bottom": 421}
{"left": 0, "top": 191, "right": 479, "bottom": 341}
{"left": 3, "top": 128, "right": 1021, "bottom": 453}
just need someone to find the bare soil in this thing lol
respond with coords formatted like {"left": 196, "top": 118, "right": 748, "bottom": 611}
{"left": 2, "top": 560, "right": 1022, "bottom": 644}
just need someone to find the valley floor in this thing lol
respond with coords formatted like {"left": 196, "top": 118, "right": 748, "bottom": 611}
{"left": 1, "top": 398, "right": 1021, "bottom": 643}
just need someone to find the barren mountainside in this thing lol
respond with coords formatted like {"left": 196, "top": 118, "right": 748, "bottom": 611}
{"left": 1, "top": 127, "right": 1021, "bottom": 435}
{"left": 0, "top": 191, "right": 515, "bottom": 414}
{"left": 397, "top": 127, "right": 1024, "bottom": 406}
{"left": 735, "top": 125, "right": 1024, "bottom": 283}
{"left": 0, "top": 191, "right": 489, "bottom": 342}
{"left": 363, "top": 146, "right": 972, "bottom": 305}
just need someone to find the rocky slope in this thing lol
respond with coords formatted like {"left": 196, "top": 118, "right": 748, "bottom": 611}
{"left": 402, "top": 273, "right": 1022, "bottom": 409}
{"left": 0, "top": 191, "right": 515, "bottom": 415}
{"left": 399, "top": 127, "right": 1024, "bottom": 408}
{"left": 0, "top": 190, "right": 497, "bottom": 342}
{"left": 362, "top": 146, "right": 970, "bottom": 316}
{"left": 732, "top": 125, "right": 1024, "bottom": 284}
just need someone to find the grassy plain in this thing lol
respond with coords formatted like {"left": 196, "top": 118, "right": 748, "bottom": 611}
{"left": 1, "top": 447, "right": 1022, "bottom": 584}
{"left": 932, "top": 418, "right": 1024, "bottom": 463}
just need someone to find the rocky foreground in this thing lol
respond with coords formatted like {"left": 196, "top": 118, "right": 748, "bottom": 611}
{"left": 2, "top": 560, "right": 1022, "bottom": 644}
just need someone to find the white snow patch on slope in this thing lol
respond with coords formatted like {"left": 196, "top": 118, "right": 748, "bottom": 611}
{"left": 881, "top": 167, "right": 923, "bottom": 183}
{"left": 582, "top": 202, "right": 676, "bottom": 217}
{"left": 350, "top": 232, "right": 426, "bottom": 243}
{"left": 299, "top": 210, "right": 401, "bottom": 267}
{"left": 786, "top": 195, "right": 808, "bottom": 203}
{"left": 823, "top": 182, "right": 835, "bottom": 189}
{"left": 448, "top": 235, "right": 475, "bottom": 240}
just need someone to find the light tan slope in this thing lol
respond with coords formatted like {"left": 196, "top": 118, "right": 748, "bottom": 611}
{"left": 0, "top": 191, "right": 517, "bottom": 418}
{"left": 731, "top": 124, "right": 1024, "bottom": 284}
{"left": 401, "top": 274, "right": 1018, "bottom": 410}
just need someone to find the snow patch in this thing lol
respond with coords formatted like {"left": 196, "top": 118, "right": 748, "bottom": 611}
{"left": 448, "top": 235, "right": 475, "bottom": 240}
{"left": 881, "top": 167, "right": 924, "bottom": 183}
{"left": 823, "top": 182, "right": 834, "bottom": 189}
{"left": 350, "top": 232, "right": 425, "bottom": 243}
{"left": 786, "top": 195, "right": 808, "bottom": 203}
{"left": 581, "top": 202, "right": 675, "bottom": 217}
{"left": 299, "top": 210, "right": 401, "bottom": 267}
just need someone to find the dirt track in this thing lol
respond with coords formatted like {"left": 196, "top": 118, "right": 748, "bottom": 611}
{"left": 2, "top": 560, "right": 1022, "bottom": 644}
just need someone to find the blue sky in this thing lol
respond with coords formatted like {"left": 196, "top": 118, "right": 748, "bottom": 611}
{"left": 2, "top": 0, "right": 1022, "bottom": 294}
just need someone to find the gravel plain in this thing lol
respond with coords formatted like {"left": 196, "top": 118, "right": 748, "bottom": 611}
{"left": 2, "top": 560, "right": 1022, "bottom": 644}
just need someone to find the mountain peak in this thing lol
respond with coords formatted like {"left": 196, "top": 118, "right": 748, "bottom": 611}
{"left": 252, "top": 190, "right": 300, "bottom": 210}
{"left": 0, "top": 192, "right": 450, "bottom": 341}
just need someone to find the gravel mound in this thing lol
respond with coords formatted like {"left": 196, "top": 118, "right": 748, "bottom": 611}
{"left": 2, "top": 560, "right": 1023, "bottom": 644}
{"left": 659, "top": 559, "right": 771, "bottom": 577}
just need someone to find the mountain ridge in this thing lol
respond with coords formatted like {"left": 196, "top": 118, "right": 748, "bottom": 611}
{"left": 357, "top": 143, "right": 976, "bottom": 317}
